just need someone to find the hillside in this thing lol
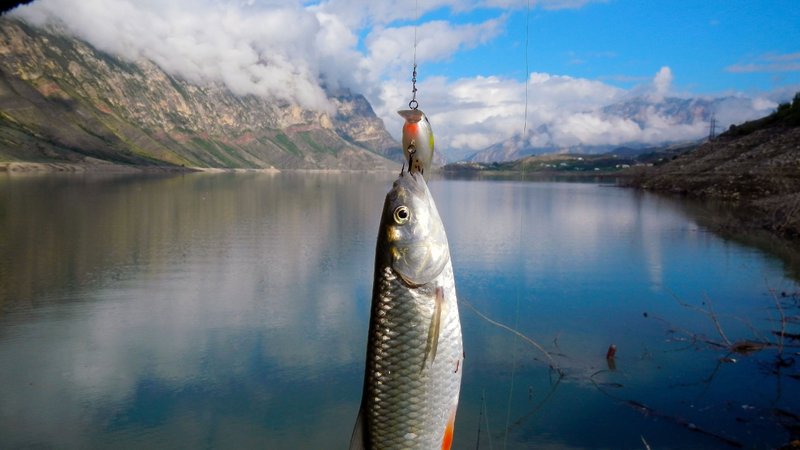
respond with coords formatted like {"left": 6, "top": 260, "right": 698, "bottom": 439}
{"left": 0, "top": 18, "right": 400, "bottom": 171}
{"left": 443, "top": 142, "right": 698, "bottom": 176}
{"left": 626, "top": 93, "right": 800, "bottom": 238}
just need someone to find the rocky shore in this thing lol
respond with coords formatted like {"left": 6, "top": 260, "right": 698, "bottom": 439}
{"left": 624, "top": 101, "right": 800, "bottom": 241}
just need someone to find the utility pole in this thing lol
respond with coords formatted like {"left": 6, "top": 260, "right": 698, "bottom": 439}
{"left": 708, "top": 113, "right": 717, "bottom": 140}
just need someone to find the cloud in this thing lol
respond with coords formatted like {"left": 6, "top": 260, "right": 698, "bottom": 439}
{"left": 650, "top": 66, "right": 673, "bottom": 102}
{"left": 726, "top": 52, "right": 800, "bottom": 73}
{"left": 361, "top": 17, "right": 505, "bottom": 86}
{"left": 13, "top": 0, "right": 357, "bottom": 111}
{"left": 9, "top": 1, "right": 789, "bottom": 161}
{"left": 310, "top": 0, "right": 606, "bottom": 28}
{"left": 382, "top": 67, "right": 781, "bottom": 159}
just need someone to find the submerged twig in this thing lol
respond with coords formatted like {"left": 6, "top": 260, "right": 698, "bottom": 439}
{"left": 768, "top": 287, "right": 788, "bottom": 356}
{"left": 624, "top": 400, "right": 743, "bottom": 448}
{"left": 461, "top": 299, "right": 563, "bottom": 376}
{"left": 703, "top": 293, "right": 732, "bottom": 347}
{"left": 505, "top": 374, "right": 562, "bottom": 436}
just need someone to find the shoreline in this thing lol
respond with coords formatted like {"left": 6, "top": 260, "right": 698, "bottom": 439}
{"left": 0, "top": 161, "right": 400, "bottom": 175}
{"left": 439, "top": 168, "right": 630, "bottom": 180}
{"left": 622, "top": 168, "right": 800, "bottom": 243}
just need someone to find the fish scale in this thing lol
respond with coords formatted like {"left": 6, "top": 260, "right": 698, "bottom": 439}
{"left": 367, "top": 266, "right": 461, "bottom": 449}
{"left": 351, "top": 173, "right": 463, "bottom": 450}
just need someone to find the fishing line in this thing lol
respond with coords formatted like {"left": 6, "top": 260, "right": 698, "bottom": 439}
{"left": 504, "top": 1, "right": 532, "bottom": 447}
{"left": 523, "top": 0, "right": 531, "bottom": 138}
{"left": 476, "top": 391, "right": 484, "bottom": 450}
{"left": 502, "top": 297, "right": 521, "bottom": 449}
{"left": 409, "top": 0, "right": 419, "bottom": 110}
{"left": 476, "top": 390, "right": 496, "bottom": 450}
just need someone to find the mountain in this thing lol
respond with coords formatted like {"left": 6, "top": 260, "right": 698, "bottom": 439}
{"left": 626, "top": 93, "right": 800, "bottom": 238}
{"left": 464, "top": 95, "right": 765, "bottom": 164}
{"left": 0, "top": 18, "right": 401, "bottom": 171}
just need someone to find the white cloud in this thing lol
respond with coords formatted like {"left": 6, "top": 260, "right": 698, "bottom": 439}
{"left": 650, "top": 66, "right": 673, "bottom": 102}
{"left": 726, "top": 52, "right": 800, "bottom": 73}
{"left": 13, "top": 0, "right": 351, "bottom": 112}
{"left": 381, "top": 67, "right": 780, "bottom": 160}
{"left": 310, "top": 0, "right": 606, "bottom": 28}
{"left": 10, "top": 1, "right": 789, "bottom": 161}
{"left": 377, "top": 71, "right": 625, "bottom": 153}
{"left": 361, "top": 18, "right": 505, "bottom": 85}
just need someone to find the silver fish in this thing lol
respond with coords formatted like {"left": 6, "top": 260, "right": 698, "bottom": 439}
{"left": 350, "top": 170, "right": 463, "bottom": 450}
{"left": 398, "top": 109, "right": 434, "bottom": 177}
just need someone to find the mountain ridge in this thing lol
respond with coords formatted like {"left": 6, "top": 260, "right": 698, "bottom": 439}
{"left": 0, "top": 17, "right": 401, "bottom": 171}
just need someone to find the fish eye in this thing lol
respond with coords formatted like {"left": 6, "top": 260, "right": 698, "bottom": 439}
{"left": 393, "top": 206, "right": 410, "bottom": 224}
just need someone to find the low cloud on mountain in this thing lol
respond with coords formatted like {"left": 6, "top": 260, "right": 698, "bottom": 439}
{"left": 416, "top": 67, "right": 779, "bottom": 161}
{"left": 10, "top": 0, "right": 792, "bottom": 162}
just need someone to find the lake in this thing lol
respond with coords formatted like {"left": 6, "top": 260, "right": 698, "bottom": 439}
{"left": 0, "top": 172, "right": 798, "bottom": 449}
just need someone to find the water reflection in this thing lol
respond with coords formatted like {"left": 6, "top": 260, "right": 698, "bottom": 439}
{"left": 0, "top": 173, "right": 797, "bottom": 449}
{"left": 0, "top": 172, "right": 391, "bottom": 448}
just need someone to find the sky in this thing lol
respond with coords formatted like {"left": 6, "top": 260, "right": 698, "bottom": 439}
{"left": 9, "top": 0, "right": 800, "bottom": 159}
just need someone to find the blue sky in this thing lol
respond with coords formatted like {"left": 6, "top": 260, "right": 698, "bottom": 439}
{"left": 405, "top": 0, "right": 800, "bottom": 94}
{"left": 12, "top": 0, "right": 800, "bottom": 158}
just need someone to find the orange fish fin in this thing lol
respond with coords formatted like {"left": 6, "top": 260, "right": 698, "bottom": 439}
{"left": 348, "top": 405, "right": 367, "bottom": 450}
{"left": 441, "top": 406, "right": 457, "bottom": 450}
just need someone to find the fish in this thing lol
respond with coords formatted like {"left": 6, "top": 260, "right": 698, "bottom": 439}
{"left": 398, "top": 109, "right": 434, "bottom": 176}
{"left": 350, "top": 170, "right": 463, "bottom": 450}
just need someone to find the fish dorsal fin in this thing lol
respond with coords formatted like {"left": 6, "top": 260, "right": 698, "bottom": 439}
{"left": 349, "top": 405, "right": 367, "bottom": 450}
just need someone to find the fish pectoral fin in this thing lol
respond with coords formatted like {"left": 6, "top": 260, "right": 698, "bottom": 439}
{"left": 421, "top": 286, "right": 444, "bottom": 372}
{"left": 349, "top": 405, "right": 367, "bottom": 450}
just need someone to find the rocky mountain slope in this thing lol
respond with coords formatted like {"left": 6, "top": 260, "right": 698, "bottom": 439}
{"left": 0, "top": 18, "right": 400, "bottom": 170}
{"left": 626, "top": 94, "right": 800, "bottom": 238}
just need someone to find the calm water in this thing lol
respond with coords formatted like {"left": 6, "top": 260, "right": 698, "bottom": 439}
{"left": 0, "top": 172, "right": 798, "bottom": 449}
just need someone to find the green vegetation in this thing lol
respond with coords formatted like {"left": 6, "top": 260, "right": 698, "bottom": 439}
{"left": 271, "top": 133, "right": 301, "bottom": 157}
{"left": 442, "top": 148, "right": 697, "bottom": 176}
{"left": 725, "top": 91, "right": 800, "bottom": 137}
{"left": 191, "top": 138, "right": 239, "bottom": 167}
{"left": 298, "top": 131, "right": 337, "bottom": 155}
{"left": 625, "top": 93, "right": 800, "bottom": 240}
